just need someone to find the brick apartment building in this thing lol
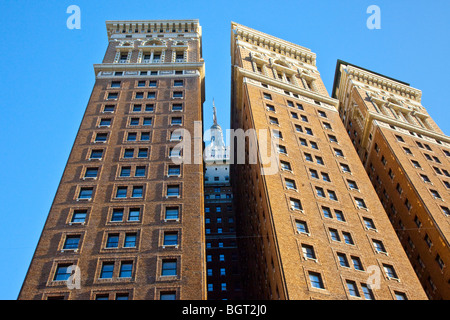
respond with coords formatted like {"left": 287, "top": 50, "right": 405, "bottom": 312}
{"left": 332, "top": 60, "right": 450, "bottom": 299}
{"left": 229, "top": 22, "right": 427, "bottom": 300}
{"left": 18, "top": 20, "right": 206, "bottom": 300}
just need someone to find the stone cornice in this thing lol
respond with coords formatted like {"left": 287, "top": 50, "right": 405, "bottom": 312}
{"left": 231, "top": 22, "right": 316, "bottom": 67}
{"left": 236, "top": 66, "right": 338, "bottom": 109}
{"left": 93, "top": 62, "right": 205, "bottom": 78}
{"left": 106, "top": 20, "right": 201, "bottom": 40}
{"left": 344, "top": 65, "right": 422, "bottom": 102}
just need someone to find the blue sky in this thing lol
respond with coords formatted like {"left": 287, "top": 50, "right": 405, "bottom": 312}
{"left": 0, "top": 0, "right": 449, "bottom": 299}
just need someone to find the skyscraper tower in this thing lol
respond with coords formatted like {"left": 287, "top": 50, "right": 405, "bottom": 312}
{"left": 19, "top": 20, "right": 206, "bottom": 300}
{"left": 230, "top": 22, "right": 427, "bottom": 300}
{"left": 204, "top": 103, "right": 243, "bottom": 299}
{"left": 332, "top": 60, "right": 450, "bottom": 299}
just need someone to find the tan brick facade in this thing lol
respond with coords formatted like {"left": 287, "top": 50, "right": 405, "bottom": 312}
{"left": 230, "top": 23, "right": 427, "bottom": 300}
{"left": 333, "top": 60, "right": 450, "bottom": 299}
{"left": 18, "top": 20, "right": 206, "bottom": 300}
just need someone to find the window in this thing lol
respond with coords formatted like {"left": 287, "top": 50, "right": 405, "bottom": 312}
{"left": 123, "top": 149, "right": 134, "bottom": 158}
{"left": 164, "top": 232, "right": 178, "bottom": 246}
{"left": 361, "top": 284, "right": 375, "bottom": 300}
{"left": 173, "top": 91, "right": 183, "bottom": 98}
{"left": 310, "top": 169, "right": 319, "bottom": 179}
{"left": 100, "top": 262, "right": 114, "bottom": 279}
{"left": 106, "top": 234, "right": 119, "bottom": 248}
{"left": 355, "top": 198, "right": 367, "bottom": 209}
{"left": 291, "top": 112, "right": 298, "bottom": 119}
{"left": 53, "top": 264, "right": 72, "bottom": 281}
{"left": 430, "top": 189, "right": 442, "bottom": 199}
{"left": 63, "top": 235, "right": 80, "bottom": 250}
{"left": 269, "top": 116, "right": 279, "bottom": 125}
{"left": 351, "top": 256, "right": 364, "bottom": 271}
{"left": 266, "top": 104, "right": 275, "bottom": 112}
{"left": 171, "top": 117, "right": 182, "bottom": 125}
{"left": 395, "top": 135, "right": 405, "bottom": 142}
{"left": 103, "top": 105, "right": 115, "bottom": 112}
{"left": 302, "top": 244, "right": 316, "bottom": 260}
{"left": 420, "top": 174, "right": 431, "bottom": 183}
{"left": 309, "top": 272, "right": 324, "bottom": 289}
{"left": 84, "top": 168, "right": 98, "bottom": 178}
{"left": 318, "top": 110, "right": 327, "bottom": 118}
{"left": 128, "top": 208, "right": 140, "bottom": 221}
{"left": 71, "top": 210, "right": 87, "bottom": 224}
{"left": 280, "top": 160, "right": 292, "bottom": 171}
{"left": 334, "top": 148, "right": 344, "bottom": 157}
{"left": 441, "top": 206, "right": 450, "bottom": 216}
{"left": 411, "top": 160, "right": 421, "bottom": 169}
{"left": 135, "top": 92, "right": 144, "bottom": 99}
{"left": 347, "top": 180, "right": 358, "bottom": 190}
{"left": 167, "top": 185, "right": 180, "bottom": 197}
{"left": 131, "top": 186, "right": 143, "bottom": 198}
{"left": 299, "top": 138, "right": 308, "bottom": 147}
{"left": 363, "top": 218, "right": 376, "bottom": 230}
{"left": 115, "top": 187, "right": 127, "bottom": 198}
{"left": 315, "top": 156, "right": 324, "bottom": 165}
{"left": 424, "top": 234, "right": 433, "bottom": 248}
{"left": 174, "top": 80, "right": 184, "bottom": 87}
{"left": 145, "top": 104, "right": 154, "bottom": 112}
{"left": 296, "top": 220, "right": 309, "bottom": 234}
{"left": 342, "top": 232, "right": 354, "bottom": 245}
{"left": 78, "top": 188, "right": 93, "bottom": 200}
{"left": 301, "top": 115, "right": 308, "bottom": 122}
{"left": 328, "top": 190, "right": 338, "bottom": 201}
{"left": 310, "top": 141, "right": 318, "bottom": 150}
{"left": 172, "top": 103, "right": 183, "bottom": 111}
{"left": 305, "top": 128, "right": 313, "bottom": 136}
{"left": 124, "top": 233, "right": 137, "bottom": 247}
{"left": 373, "top": 239, "right": 387, "bottom": 253}
{"left": 107, "top": 92, "right": 118, "bottom": 100}
{"left": 143, "top": 117, "right": 152, "bottom": 126}
{"left": 90, "top": 149, "right": 103, "bottom": 160}
{"left": 99, "top": 118, "right": 111, "bottom": 127}
{"left": 346, "top": 280, "right": 360, "bottom": 297}
{"left": 161, "top": 260, "right": 177, "bottom": 276}
{"left": 272, "top": 130, "right": 283, "bottom": 139}
{"left": 383, "top": 264, "right": 398, "bottom": 279}
{"left": 135, "top": 166, "right": 146, "bottom": 177}
{"left": 403, "top": 147, "right": 412, "bottom": 155}
{"left": 290, "top": 198, "right": 302, "bottom": 211}
{"left": 340, "top": 163, "right": 351, "bottom": 173}
{"left": 119, "top": 262, "right": 133, "bottom": 278}
{"left": 436, "top": 254, "right": 445, "bottom": 270}
{"left": 165, "top": 207, "right": 179, "bottom": 220}
{"left": 335, "top": 210, "right": 345, "bottom": 222}
{"left": 120, "top": 167, "right": 131, "bottom": 177}
{"left": 285, "top": 179, "right": 297, "bottom": 190}
{"left": 328, "top": 135, "right": 338, "bottom": 143}
{"left": 263, "top": 93, "right": 272, "bottom": 100}
{"left": 329, "top": 228, "right": 340, "bottom": 242}
{"left": 168, "top": 165, "right": 181, "bottom": 176}
{"left": 323, "top": 122, "right": 332, "bottom": 130}
{"left": 111, "top": 209, "right": 124, "bottom": 222}
{"left": 305, "top": 153, "right": 313, "bottom": 162}
{"left": 138, "top": 148, "right": 148, "bottom": 158}
{"left": 322, "top": 206, "right": 332, "bottom": 219}
{"left": 111, "top": 81, "right": 121, "bottom": 88}
{"left": 295, "top": 124, "right": 303, "bottom": 133}
{"left": 315, "top": 187, "right": 325, "bottom": 198}
{"left": 337, "top": 253, "right": 349, "bottom": 267}
{"left": 127, "top": 132, "right": 137, "bottom": 142}
{"left": 394, "top": 292, "right": 408, "bottom": 300}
